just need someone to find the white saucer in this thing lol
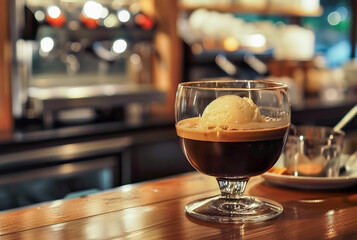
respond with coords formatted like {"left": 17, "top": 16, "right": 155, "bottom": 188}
{"left": 262, "top": 154, "right": 357, "bottom": 190}
{"left": 262, "top": 172, "right": 357, "bottom": 190}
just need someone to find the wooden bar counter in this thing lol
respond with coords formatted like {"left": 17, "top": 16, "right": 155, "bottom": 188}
{"left": 0, "top": 172, "right": 357, "bottom": 239}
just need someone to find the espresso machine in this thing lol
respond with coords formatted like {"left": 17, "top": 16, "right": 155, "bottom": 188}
{"left": 10, "top": 0, "right": 164, "bottom": 127}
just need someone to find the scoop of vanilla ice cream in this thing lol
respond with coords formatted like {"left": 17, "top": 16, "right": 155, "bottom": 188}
{"left": 198, "top": 95, "right": 263, "bottom": 129}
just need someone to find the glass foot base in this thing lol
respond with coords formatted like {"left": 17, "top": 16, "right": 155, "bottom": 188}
{"left": 185, "top": 195, "right": 283, "bottom": 224}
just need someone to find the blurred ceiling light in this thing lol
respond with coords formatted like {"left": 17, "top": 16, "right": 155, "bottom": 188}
{"left": 129, "top": 2, "right": 141, "bottom": 15}
{"left": 112, "top": 39, "right": 127, "bottom": 54}
{"left": 117, "top": 9, "right": 131, "bottom": 23}
{"left": 46, "top": 5, "right": 65, "bottom": 27}
{"left": 70, "top": 42, "right": 82, "bottom": 52}
{"left": 130, "top": 53, "right": 141, "bottom": 65}
{"left": 35, "top": 10, "right": 45, "bottom": 22}
{"left": 47, "top": 6, "right": 61, "bottom": 19}
{"left": 327, "top": 11, "right": 341, "bottom": 26}
{"left": 83, "top": 1, "right": 103, "bottom": 20}
{"left": 300, "top": 0, "right": 319, "bottom": 12}
{"left": 103, "top": 13, "right": 119, "bottom": 28}
{"left": 247, "top": 34, "right": 266, "bottom": 48}
{"left": 135, "top": 13, "right": 154, "bottom": 30}
{"left": 80, "top": 14, "right": 98, "bottom": 29}
{"left": 337, "top": 6, "right": 348, "bottom": 21}
{"left": 100, "top": 6, "right": 109, "bottom": 19}
{"left": 40, "top": 37, "right": 55, "bottom": 53}
{"left": 223, "top": 37, "right": 239, "bottom": 51}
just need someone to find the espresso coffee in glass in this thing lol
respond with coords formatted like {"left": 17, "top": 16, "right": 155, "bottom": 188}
{"left": 175, "top": 80, "right": 290, "bottom": 223}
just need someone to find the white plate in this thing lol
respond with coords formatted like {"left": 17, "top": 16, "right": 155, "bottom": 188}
{"left": 262, "top": 172, "right": 357, "bottom": 190}
{"left": 262, "top": 154, "right": 357, "bottom": 190}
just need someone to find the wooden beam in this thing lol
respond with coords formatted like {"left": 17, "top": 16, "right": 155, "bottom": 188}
{"left": 0, "top": 0, "right": 13, "bottom": 132}
{"left": 152, "top": 0, "right": 182, "bottom": 116}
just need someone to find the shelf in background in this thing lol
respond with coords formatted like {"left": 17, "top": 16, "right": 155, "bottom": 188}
{"left": 179, "top": 3, "right": 323, "bottom": 17}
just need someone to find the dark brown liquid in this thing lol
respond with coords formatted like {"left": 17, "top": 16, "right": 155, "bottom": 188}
{"left": 179, "top": 137, "right": 286, "bottom": 179}
{"left": 176, "top": 118, "right": 289, "bottom": 179}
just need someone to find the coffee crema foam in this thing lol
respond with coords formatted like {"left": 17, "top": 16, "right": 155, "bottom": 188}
{"left": 176, "top": 117, "right": 289, "bottom": 142}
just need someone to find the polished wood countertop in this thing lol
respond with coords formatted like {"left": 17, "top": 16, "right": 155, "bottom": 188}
{"left": 0, "top": 172, "right": 357, "bottom": 239}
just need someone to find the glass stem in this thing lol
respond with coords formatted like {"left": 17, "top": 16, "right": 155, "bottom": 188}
{"left": 216, "top": 178, "right": 249, "bottom": 199}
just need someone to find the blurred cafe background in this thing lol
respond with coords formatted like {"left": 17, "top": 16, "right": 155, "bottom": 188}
{"left": 0, "top": 0, "right": 356, "bottom": 211}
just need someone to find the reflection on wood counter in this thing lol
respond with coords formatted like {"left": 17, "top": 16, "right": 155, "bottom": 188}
{"left": 0, "top": 172, "right": 357, "bottom": 239}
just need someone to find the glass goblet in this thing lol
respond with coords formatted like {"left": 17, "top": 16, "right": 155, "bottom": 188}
{"left": 175, "top": 80, "right": 290, "bottom": 223}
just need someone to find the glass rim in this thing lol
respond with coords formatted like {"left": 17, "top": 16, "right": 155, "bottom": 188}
{"left": 178, "top": 80, "right": 288, "bottom": 91}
